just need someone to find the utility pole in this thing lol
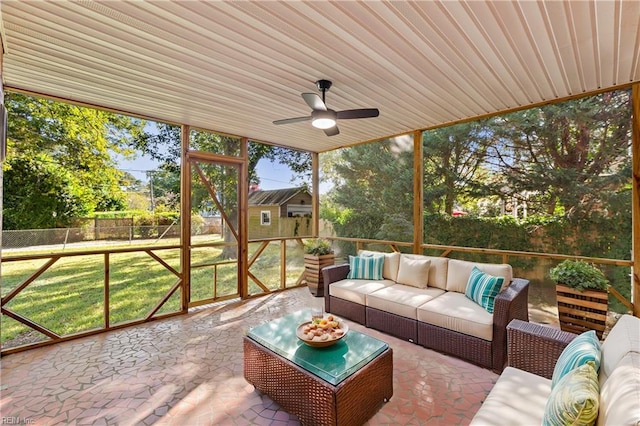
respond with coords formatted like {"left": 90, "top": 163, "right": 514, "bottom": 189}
{"left": 147, "top": 170, "right": 155, "bottom": 214}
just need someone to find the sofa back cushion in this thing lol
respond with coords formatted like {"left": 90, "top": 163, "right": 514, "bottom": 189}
{"left": 396, "top": 256, "right": 431, "bottom": 289}
{"left": 359, "top": 250, "right": 400, "bottom": 282}
{"left": 401, "top": 254, "right": 449, "bottom": 290}
{"left": 597, "top": 352, "right": 640, "bottom": 426}
{"left": 446, "top": 259, "right": 513, "bottom": 294}
{"left": 599, "top": 314, "right": 640, "bottom": 379}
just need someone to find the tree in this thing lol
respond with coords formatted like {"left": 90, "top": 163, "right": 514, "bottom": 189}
{"left": 4, "top": 93, "right": 144, "bottom": 229}
{"left": 323, "top": 137, "right": 414, "bottom": 241}
{"left": 486, "top": 90, "right": 631, "bottom": 217}
{"left": 422, "top": 121, "right": 492, "bottom": 215}
{"left": 3, "top": 155, "right": 88, "bottom": 229}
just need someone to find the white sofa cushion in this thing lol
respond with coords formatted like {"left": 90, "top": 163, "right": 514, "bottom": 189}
{"left": 328, "top": 278, "right": 396, "bottom": 305}
{"left": 599, "top": 314, "right": 640, "bottom": 379}
{"left": 359, "top": 250, "right": 401, "bottom": 282}
{"left": 366, "top": 284, "right": 445, "bottom": 319}
{"left": 417, "top": 292, "right": 493, "bottom": 341}
{"left": 402, "top": 254, "right": 449, "bottom": 290}
{"left": 597, "top": 352, "right": 640, "bottom": 426}
{"left": 446, "top": 259, "right": 513, "bottom": 293}
{"left": 396, "top": 256, "right": 430, "bottom": 288}
{"left": 470, "top": 367, "right": 550, "bottom": 426}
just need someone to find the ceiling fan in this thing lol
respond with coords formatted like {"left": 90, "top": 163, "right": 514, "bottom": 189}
{"left": 273, "top": 79, "right": 379, "bottom": 136}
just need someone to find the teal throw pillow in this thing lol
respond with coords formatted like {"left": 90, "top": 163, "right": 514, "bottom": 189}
{"left": 543, "top": 363, "right": 599, "bottom": 426}
{"left": 551, "top": 330, "right": 601, "bottom": 388}
{"left": 464, "top": 266, "right": 504, "bottom": 313}
{"left": 347, "top": 255, "right": 384, "bottom": 280}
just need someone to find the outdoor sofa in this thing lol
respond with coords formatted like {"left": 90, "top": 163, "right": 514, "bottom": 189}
{"left": 470, "top": 314, "right": 640, "bottom": 425}
{"left": 322, "top": 251, "right": 529, "bottom": 372}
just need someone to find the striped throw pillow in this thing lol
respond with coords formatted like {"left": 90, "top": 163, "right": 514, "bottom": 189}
{"left": 543, "top": 363, "right": 600, "bottom": 426}
{"left": 551, "top": 330, "right": 601, "bottom": 388}
{"left": 347, "top": 255, "right": 384, "bottom": 280}
{"left": 464, "top": 266, "right": 504, "bottom": 313}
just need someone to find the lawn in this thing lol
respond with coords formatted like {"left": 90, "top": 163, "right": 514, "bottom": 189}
{"left": 1, "top": 240, "right": 306, "bottom": 347}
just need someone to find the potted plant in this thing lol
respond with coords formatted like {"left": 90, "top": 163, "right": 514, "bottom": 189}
{"left": 549, "top": 260, "right": 609, "bottom": 338}
{"left": 303, "top": 238, "right": 335, "bottom": 297}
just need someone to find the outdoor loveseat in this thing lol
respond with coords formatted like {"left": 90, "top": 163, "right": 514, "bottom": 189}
{"left": 471, "top": 314, "right": 640, "bottom": 425}
{"left": 322, "top": 251, "right": 529, "bottom": 372}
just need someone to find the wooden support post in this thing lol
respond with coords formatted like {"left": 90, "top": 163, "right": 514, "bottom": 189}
{"left": 281, "top": 240, "right": 287, "bottom": 289}
{"left": 180, "top": 125, "right": 191, "bottom": 311}
{"left": 632, "top": 83, "right": 640, "bottom": 317}
{"left": 104, "top": 253, "right": 110, "bottom": 328}
{"left": 413, "top": 131, "right": 424, "bottom": 255}
{"left": 312, "top": 152, "right": 320, "bottom": 237}
{"left": 239, "top": 138, "right": 249, "bottom": 298}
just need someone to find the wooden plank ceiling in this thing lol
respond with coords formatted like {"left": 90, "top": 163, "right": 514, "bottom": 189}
{"left": 1, "top": 1, "right": 639, "bottom": 153}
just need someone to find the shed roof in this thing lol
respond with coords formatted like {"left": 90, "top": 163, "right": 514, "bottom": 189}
{"left": 248, "top": 188, "right": 310, "bottom": 207}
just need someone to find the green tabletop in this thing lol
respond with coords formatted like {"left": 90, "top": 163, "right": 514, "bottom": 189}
{"left": 246, "top": 310, "right": 389, "bottom": 385}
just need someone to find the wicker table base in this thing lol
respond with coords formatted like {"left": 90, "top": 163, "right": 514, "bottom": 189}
{"left": 243, "top": 337, "right": 393, "bottom": 426}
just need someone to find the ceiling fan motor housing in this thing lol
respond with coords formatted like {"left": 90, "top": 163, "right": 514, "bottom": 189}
{"left": 316, "top": 79, "right": 333, "bottom": 92}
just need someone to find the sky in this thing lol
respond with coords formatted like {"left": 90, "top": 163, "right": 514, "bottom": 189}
{"left": 116, "top": 120, "right": 315, "bottom": 192}
{"left": 254, "top": 159, "right": 300, "bottom": 190}
{"left": 118, "top": 154, "right": 300, "bottom": 191}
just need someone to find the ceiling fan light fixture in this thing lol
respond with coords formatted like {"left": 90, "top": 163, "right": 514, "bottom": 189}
{"left": 311, "top": 110, "right": 337, "bottom": 129}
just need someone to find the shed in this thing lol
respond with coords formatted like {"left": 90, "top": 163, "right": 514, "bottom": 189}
{"left": 247, "top": 188, "right": 312, "bottom": 238}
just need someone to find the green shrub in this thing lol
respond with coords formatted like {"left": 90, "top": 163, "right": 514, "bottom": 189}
{"left": 303, "top": 238, "right": 333, "bottom": 256}
{"left": 549, "top": 260, "right": 609, "bottom": 292}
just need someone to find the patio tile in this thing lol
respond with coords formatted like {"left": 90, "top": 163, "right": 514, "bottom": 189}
{"left": 1, "top": 287, "right": 500, "bottom": 425}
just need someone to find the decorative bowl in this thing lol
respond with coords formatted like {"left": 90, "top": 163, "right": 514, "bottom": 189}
{"left": 296, "top": 318, "right": 349, "bottom": 347}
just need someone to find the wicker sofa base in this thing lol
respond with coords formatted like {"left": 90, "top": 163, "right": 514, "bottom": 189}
{"left": 323, "top": 263, "right": 530, "bottom": 373}
{"left": 417, "top": 322, "right": 493, "bottom": 369}
{"left": 366, "top": 306, "right": 418, "bottom": 343}
{"left": 325, "top": 296, "right": 367, "bottom": 325}
{"left": 243, "top": 337, "right": 393, "bottom": 426}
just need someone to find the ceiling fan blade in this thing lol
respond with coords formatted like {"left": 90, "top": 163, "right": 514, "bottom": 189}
{"left": 273, "top": 116, "right": 311, "bottom": 125}
{"left": 324, "top": 125, "right": 340, "bottom": 137}
{"left": 336, "top": 108, "right": 380, "bottom": 119}
{"left": 302, "top": 93, "right": 326, "bottom": 111}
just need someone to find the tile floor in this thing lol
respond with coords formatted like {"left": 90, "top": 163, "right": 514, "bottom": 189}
{"left": 1, "top": 287, "right": 533, "bottom": 425}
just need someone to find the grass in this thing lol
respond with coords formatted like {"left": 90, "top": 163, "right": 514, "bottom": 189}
{"left": 1, "top": 240, "right": 306, "bottom": 347}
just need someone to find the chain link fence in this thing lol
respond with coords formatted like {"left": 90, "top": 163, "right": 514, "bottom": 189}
{"left": 2, "top": 223, "right": 222, "bottom": 252}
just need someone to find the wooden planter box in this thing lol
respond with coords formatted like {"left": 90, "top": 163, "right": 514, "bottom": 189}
{"left": 304, "top": 254, "right": 335, "bottom": 297}
{"left": 556, "top": 284, "right": 608, "bottom": 339}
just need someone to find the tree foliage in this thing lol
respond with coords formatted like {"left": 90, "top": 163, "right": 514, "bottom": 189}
{"left": 486, "top": 90, "right": 631, "bottom": 217}
{"left": 4, "top": 93, "right": 144, "bottom": 229}
{"left": 422, "top": 121, "right": 492, "bottom": 214}
{"left": 3, "top": 155, "right": 89, "bottom": 228}
{"left": 323, "top": 138, "right": 414, "bottom": 241}
{"left": 323, "top": 89, "right": 632, "bottom": 251}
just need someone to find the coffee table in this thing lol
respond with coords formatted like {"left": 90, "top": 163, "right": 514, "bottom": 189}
{"left": 244, "top": 310, "right": 393, "bottom": 425}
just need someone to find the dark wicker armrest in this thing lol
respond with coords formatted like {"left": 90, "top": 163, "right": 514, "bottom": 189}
{"left": 491, "top": 278, "right": 530, "bottom": 372}
{"left": 322, "top": 264, "right": 350, "bottom": 285}
{"left": 494, "top": 278, "right": 530, "bottom": 328}
{"left": 323, "top": 264, "right": 350, "bottom": 313}
{"left": 507, "top": 319, "right": 577, "bottom": 379}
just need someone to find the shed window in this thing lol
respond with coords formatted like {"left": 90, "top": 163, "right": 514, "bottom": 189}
{"left": 261, "top": 211, "right": 271, "bottom": 225}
